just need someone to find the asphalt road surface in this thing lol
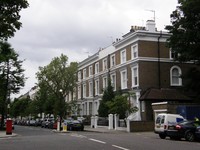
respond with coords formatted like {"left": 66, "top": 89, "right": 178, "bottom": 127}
{"left": 0, "top": 125, "right": 200, "bottom": 150}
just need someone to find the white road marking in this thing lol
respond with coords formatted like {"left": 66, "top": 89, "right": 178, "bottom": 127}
{"left": 70, "top": 133, "right": 87, "bottom": 138}
{"left": 112, "top": 145, "right": 129, "bottom": 150}
{"left": 89, "top": 138, "right": 106, "bottom": 144}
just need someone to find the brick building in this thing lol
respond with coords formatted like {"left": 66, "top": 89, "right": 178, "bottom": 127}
{"left": 76, "top": 20, "right": 197, "bottom": 121}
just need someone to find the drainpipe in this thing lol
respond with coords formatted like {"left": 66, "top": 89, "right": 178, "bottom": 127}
{"left": 157, "top": 31, "right": 162, "bottom": 89}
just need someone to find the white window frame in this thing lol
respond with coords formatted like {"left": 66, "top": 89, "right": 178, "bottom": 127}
{"left": 170, "top": 66, "right": 182, "bottom": 86}
{"left": 78, "top": 85, "right": 81, "bottom": 99}
{"left": 82, "top": 83, "right": 86, "bottom": 98}
{"left": 95, "top": 62, "right": 99, "bottom": 74}
{"left": 89, "top": 81, "right": 93, "bottom": 97}
{"left": 89, "top": 66, "right": 93, "bottom": 76}
{"left": 170, "top": 49, "right": 180, "bottom": 60}
{"left": 131, "top": 44, "right": 138, "bottom": 59}
{"left": 110, "top": 54, "right": 115, "bottom": 67}
{"left": 95, "top": 79, "right": 99, "bottom": 95}
{"left": 102, "top": 58, "right": 107, "bottom": 71}
{"left": 131, "top": 66, "right": 138, "bottom": 87}
{"left": 120, "top": 49, "right": 126, "bottom": 64}
{"left": 120, "top": 69, "right": 127, "bottom": 89}
{"left": 83, "top": 69, "right": 87, "bottom": 79}
{"left": 111, "top": 73, "right": 116, "bottom": 91}
{"left": 102, "top": 76, "right": 107, "bottom": 89}
{"left": 78, "top": 71, "right": 81, "bottom": 81}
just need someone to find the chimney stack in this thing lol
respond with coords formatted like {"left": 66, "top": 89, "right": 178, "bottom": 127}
{"left": 146, "top": 20, "right": 156, "bottom": 32}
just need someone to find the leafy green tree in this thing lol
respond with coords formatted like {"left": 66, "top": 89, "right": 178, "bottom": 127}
{"left": 0, "top": 0, "right": 29, "bottom": 40}
{"left": 165, "top": 0, "right": 200, "bottom": 63}
{"left": 106, "top": 95, "right": 129, "bottom": 119}
{"left": 98, "top": 78, "right": 115, "bottom": 117}
{"left": 36, "top": 54, "right": 78, "bottom": 120}
{"left": 107, "top": 95, "right": 138, "bottom": 119}
{"left": 33, "top": 83, "right": 55, "bottom": 117}
{"left": 0, "top": 41, "right": 25, "bottom": 129}
{"left": 165, "top": 0, "right": 200, "bottom": 99}
{"left": 10, "top": 96, "right": 30, "bottom": 118}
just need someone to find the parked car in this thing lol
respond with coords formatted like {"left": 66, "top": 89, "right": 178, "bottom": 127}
{"left": 29, "top": 120, "right": 36, "bottom": 126}
{"left": 48, "top": 120, "right": 57, "bottom": 129}
{"left": 154, "top": 113, "right": 184, "bottom": 139}
{"left": 35, "top": 119, "right": 42, "bottom": 126}
{"left": 166, "top": 120, "right": 200, "bottom": 141}
{"left": 196, "top": 126, "right": 200, "bottom": 140}
{"left": 64, "top": 120, "right": 84, "bottom": 131}
{"left": 41, "top": 118, "right": 54, "bottom": 128}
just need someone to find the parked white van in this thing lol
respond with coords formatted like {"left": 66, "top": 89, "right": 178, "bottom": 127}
{"left": 154, "top": 113, "right": 184, "bottom": 139}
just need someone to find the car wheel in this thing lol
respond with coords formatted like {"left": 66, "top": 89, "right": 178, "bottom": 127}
{"left": 159, "top": 133, "right": 166, "bottom": 139}
{"left": 185, "top": 131, "right": 195, "bottom": 142}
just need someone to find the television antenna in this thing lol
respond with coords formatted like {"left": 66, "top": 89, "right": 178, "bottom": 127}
{"left": 145, "top": 9, "right": 155, "bottom": 22}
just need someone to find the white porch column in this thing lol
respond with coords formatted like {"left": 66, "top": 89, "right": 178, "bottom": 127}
{"left": 92, "top": 101, "right": 95, "bottom": 116}
{"left": 87, "top": 101, "right": 89, "bottom": 115}
{"left": 136, "top": 91, "right": 141, "bottom": 120}
{"left": 108, "top": 114, "right": 113, "bottom": 130}
{"left": 84, "top": 103, "right": 86, "bottom": 115}
{"left": 96, "top": 100, "right": 100, "bottom": 115}
{"left": 80, "top": 103, "right": 83, "bottom": 116}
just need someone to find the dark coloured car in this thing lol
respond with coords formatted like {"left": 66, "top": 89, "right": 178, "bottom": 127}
{"left": 35, "top": 119, "right": 42, "bottom": 126}
{"left": 64, "top": 120, "right": 84, "bottom": 131}
{"left": 166, "top": 120, "right": 200, "bottom": 142}
{"left": 28, "top": 120, "right": 36, "bottom": 126}
{"left": 196, "top": 126, "right": 200, "bottom": 140}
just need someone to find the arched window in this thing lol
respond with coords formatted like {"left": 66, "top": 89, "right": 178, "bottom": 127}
{"left": 170, "top": 66, "right": 182, "bottom": 86}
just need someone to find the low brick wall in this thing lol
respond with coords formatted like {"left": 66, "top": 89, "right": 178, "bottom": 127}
{"left": 130, "top": 121, "right": 154, "bottom": 132}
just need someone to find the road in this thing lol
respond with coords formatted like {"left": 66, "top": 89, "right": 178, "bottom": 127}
{"left": 0, "top": 125, "right": 200, "bottom": 150}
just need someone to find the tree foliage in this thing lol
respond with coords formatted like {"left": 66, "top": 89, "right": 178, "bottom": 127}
{"left": 0, "top": 0, "right": 29, "bottom": 40}
{"left": 107, "top": 94, "right": 138, "bottom": 119}
{"left": 0, "top": 41, "right": 25, "bottom": 129}
{"left": 165, "top": 0, "right": 200, "bottom": 99}
{"left": 10, "top": 97, "right": 31, "bottom": 118}
{"left": 36, "top": 54, "right": 78, "bottom": 119}
{"left": 98, "top": 78, "right": 115, "bottom": 117}
{"left": 98, "top": 78, "right": 138, "bottom": 118}
{"left": 106, "top": 95, "right": 128, "bottom": 119}
{"left": 165, "top": 0, "right": 200, "bottom": 63}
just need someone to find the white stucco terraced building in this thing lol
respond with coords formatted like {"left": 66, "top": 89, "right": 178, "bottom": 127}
{"left": 76, "top": 20, "right": 197, "bottom": 121}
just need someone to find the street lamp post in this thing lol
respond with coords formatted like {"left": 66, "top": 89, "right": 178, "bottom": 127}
{"left": 57, "top": 89, "right": 63, "bottom": 131}
{"left": 7, "top": 104, "right": 10, "bottom": 118}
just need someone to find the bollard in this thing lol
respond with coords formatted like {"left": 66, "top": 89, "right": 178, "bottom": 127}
{"left": 63, "top": 123, "right": 67, "bottom": 132}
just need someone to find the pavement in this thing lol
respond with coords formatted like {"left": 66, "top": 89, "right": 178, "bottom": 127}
{"left": 84, "top": 125, "right": 127, "bottom": 133}
{"left": 0, "top": 126, "right": 127, "bottom": 138}
{"left": 0, "top": 131, "right": 17, "bottom": 138}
